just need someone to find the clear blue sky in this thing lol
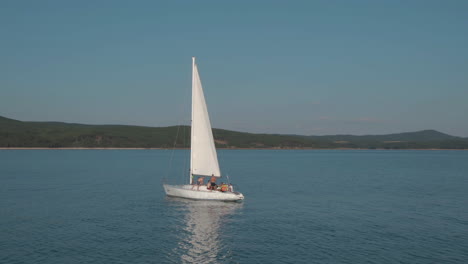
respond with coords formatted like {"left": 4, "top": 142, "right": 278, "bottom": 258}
{"left": 1, "top": 0, "right": 467, "bottom": 136}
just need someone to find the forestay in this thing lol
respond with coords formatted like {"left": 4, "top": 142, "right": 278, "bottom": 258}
{"left": 190, "top": 57, "right": 221, "bottom": 180}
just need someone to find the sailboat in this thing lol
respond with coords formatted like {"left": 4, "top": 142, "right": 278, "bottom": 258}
{"left": 163, "top": 57, "right": 244, "bottom": 202}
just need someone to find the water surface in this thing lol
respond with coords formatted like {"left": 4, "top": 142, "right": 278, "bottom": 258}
{"left": 1, "top": 150, "right": 467, "bottom": 263}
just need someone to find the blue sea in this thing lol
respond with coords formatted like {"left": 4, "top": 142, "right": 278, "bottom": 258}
{"left": 1, "top": 149, "right": 467, "bottom": 264}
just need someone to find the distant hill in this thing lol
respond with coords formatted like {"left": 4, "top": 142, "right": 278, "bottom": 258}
{"left": 306, "top": 129, "right": 458, "bottom": 142}
{"left": 1, "top": 115, "right": 467, "bottom": 149}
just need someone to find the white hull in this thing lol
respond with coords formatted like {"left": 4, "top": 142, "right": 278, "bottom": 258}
{"left": 163, "top": 184, "right": 244, "bottom": 202}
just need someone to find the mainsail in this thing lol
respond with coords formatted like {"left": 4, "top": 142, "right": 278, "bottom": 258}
{"left": 190, "top": 57, "right": 221, "bottom": 182}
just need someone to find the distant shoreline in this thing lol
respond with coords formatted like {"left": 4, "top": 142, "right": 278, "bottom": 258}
{"left": 2, "top": 116, "right": 467, "bottom": 149}
{"left": 0, "top": 147, "right": 163, "bottom": 150}
{"left": 1, "top": 147, "right": 466, "bottom": 151}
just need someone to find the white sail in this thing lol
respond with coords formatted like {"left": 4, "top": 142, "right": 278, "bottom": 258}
{"left": 190, "top": 57, "right": 221, "bottom": 180}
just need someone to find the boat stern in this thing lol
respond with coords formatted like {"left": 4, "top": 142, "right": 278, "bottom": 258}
{"left": 234, "top": 192, "right": 244, "bottom": 201}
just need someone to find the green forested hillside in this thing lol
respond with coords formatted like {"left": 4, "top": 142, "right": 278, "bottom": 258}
{"left": 0, "top": 116, "right": 186, "bottom": 148}
{"left": 1, "top": 116, "right": 467, "bottom": 149}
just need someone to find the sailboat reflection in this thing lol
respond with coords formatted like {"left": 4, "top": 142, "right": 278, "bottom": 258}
{"left": 169, "top": 198, "right": 243, "bottom": 264}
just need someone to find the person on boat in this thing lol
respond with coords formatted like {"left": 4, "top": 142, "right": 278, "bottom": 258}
{"left": 192, "top": 176, "right": 205, "bottom": 190}
{"left": 207, "top": 174, "right": 217, "bottom": 190}
{"left": 190, "top": 175, "right": 196, "bottom": 189}
{"left": 220, "top": 182, "right": 229, "bottom": 192}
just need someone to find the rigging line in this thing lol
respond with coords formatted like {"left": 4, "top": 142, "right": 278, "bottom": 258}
{"left": 164, "top": 67, "right": 191, "bottom": 185}
{"left": 181, "top": 124, "right": 189, "bottom": 184}
{"left": 164, "top": 124, "right": 182, "bottom": 184}
{"left": 215, "top": 130, "right": 241, "bottom": 189}
{"left": 212, "top": 128, "right": 230, "bottom": 183}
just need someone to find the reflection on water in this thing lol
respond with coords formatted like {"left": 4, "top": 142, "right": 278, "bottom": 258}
{"left": 168, "top": 198, "right": 243, "bottom": 264}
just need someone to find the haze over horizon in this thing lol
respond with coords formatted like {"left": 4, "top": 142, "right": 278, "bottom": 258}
{"left": 1, "top": 1, "right": 467, "bottom": 137}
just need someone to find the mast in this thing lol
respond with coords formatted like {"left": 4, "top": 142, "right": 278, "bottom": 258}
{"left": 190, "top": 57, "right": 195, "bottom": 184}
